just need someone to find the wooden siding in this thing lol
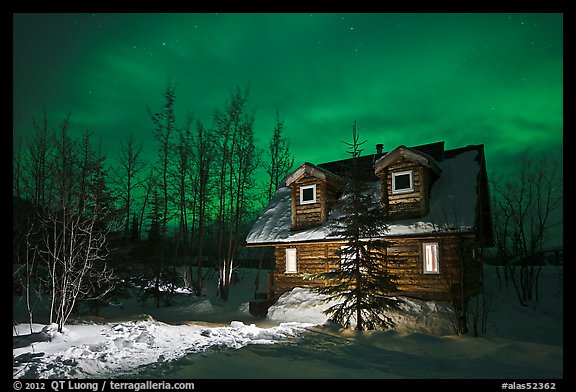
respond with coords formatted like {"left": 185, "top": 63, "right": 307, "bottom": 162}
{"left": 385, "top": 237, "right": 482, "bottom": 301}
{"left": 273, "top": 243, "right": 341, "bottom": 296}
{"left": 271, "top": 235, "right": 483, "bottom": 303}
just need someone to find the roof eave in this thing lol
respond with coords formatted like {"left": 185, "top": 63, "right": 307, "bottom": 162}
{"left": 374, "top": 145, "right": 442, "bottom": 175}
{"left": 245, "top": 228, "right": 480, "bottom": 247}
{"left": 285, "top": 162, "right": 345, "bottom": 187}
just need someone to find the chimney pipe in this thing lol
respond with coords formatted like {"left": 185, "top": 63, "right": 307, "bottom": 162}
{"left": 376, "top": 143, "right": 384, "bottom": 155}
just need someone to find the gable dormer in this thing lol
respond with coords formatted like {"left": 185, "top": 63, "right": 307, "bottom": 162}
{"left": 285, "top": 162, "right": 345, "bottom": 230}
{"left": 374, "top": 145, "right": 441, "bottom": 219}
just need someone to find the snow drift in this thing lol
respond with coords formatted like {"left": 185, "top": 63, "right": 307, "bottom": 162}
{"left": 13, "top": 320, "right": 314, "bottom": 379}
{"left": 267, "top": 287, "right": 457, "bottom": 336}
{"left": 13, "top": 265, "right": 563, "bottom": 379}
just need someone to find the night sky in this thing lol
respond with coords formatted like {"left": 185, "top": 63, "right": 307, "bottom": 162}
{"left": 13, "top": 13, "right": 563, "bottom": 181}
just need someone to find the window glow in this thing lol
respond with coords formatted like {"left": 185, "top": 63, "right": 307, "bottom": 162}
{"left": 285, "top": 248, "right": 297, "bottom": 273}
{"left": 423, "top": 242, "right": 439, "bottom": 274}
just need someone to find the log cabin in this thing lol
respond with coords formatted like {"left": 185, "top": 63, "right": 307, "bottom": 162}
{"left": 246, "top": 141, "right": 493, "bottom": 313}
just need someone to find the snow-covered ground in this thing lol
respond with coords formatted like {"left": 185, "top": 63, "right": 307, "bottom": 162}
{"left": 13, "top": 264, "right": 563, "bottom": 379}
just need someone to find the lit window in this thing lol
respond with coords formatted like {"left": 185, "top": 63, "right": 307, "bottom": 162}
{"left": 286, "top": 248, "right": 297, "bottom": 273}
{"left": 423, "top": 242, "right": 439, "bottom": 274}
{"left": 300, "top": 184, "right": 317, "bottom": 204}
{"left": 392, "top": 170, "right": 413, "bottom": 194}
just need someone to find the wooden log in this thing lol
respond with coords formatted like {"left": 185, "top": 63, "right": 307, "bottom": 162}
{"left": 271, "top": 234, "right": 483, "bottom": 302}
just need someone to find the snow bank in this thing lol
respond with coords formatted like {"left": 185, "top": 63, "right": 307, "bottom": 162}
{"left": 266, "top": 287, "right": 339, "bottom": 324}
{"left": 13, "top": 319, "right": 314, "bottom": 379}
{"left": 266, "top": 287, "right": 457, "bottom": 335}
{"left": 390, "top": 297, "right": 457, "bottom": 336}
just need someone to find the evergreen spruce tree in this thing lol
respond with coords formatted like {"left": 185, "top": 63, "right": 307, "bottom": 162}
{"left": 310, "top": 122, "right": 402, "bottom": 331}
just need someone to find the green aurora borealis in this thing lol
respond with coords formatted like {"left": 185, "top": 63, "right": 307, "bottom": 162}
{"left": 13, "top": 12, "right": 563, "bottom": 184}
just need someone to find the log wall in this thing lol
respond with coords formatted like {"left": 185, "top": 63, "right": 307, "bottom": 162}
{"left": 273, "top": 242, "right": 342, "bottom": 295}
{"left": 271, "top": 235, "right": 483, "bottom": 303}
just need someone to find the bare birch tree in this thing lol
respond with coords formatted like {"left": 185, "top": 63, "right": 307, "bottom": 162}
{"left": 27, "top": 107, "right": 53, "bottom": 207}
{"left": 138, "top": 165, "right": 160, "bottom": 244}
{"left": 190, "top": 119, "right": 214, "bottom": 294}
{"left": 23, "top": 115, "right": 115, "bottom": 332}
{"left": 263, "top": 109, "right": 294, "bottom": 204}
{"left": 34, "top": 205, "right": 114, "bottom": 332}
{"left": 491, "top": 149, "right": 562, "bottom": 306}
{"left": 214, "top": 85, "right": 259, "bottom": 301}
{"left": 148, "top": 82, "right": 177, "bottom": 237}
{"left": 110, "top": 133, "right": 146, "bottom": 242}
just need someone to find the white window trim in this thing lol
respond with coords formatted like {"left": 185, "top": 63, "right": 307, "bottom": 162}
{"left": 285, "top": 248, "right": 298, "bottom": 274}
{"left": 299, "top": 184, "right": 317, "bottom": 204}
{"left": 423, "top": 242, "right": 440, "bottom": 274}
{"left": 392, "top": 170, "right": 414, "bottom": 194}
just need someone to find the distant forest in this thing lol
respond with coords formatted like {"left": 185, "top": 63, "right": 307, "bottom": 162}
{"left": 13, "top": 83, "right": 294, "bottom": 311}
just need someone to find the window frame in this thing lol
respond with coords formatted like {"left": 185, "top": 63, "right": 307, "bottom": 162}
{"left": 422, "top": 242, "right": 440, "bottom": 274}
{"left": 285, "top": 248, "right": 298, "bottom": 274}
{"left": 299, "top": 184, "right": 317, "bottom": 204}
{"left": 391, "top": 170, "right": 414, "bottom": 194}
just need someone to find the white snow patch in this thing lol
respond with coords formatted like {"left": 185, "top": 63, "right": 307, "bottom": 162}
{"left": 13, "top": 265, "right": 563, "bottom": 379}
{"left": 267, "top": 287, "right": 456, "bottom": 336}
{"left": 13, "top": 320, "right": 314, "bottom": 379}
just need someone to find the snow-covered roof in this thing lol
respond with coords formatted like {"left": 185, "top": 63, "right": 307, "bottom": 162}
{"left": 246, "top": 147, "right": 482, "bottom": 245}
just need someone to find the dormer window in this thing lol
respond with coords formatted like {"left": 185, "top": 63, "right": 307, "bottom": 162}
{"left": 286, "top": 162, "right": 345, "bottom": 230}
{"left": 375, "top": 146, "right": 442, "bottom": 219}
{"left": 392, "top": 170, "right": 413, "bottom": 194}
{"left": 300, "top": 184, "right": 317, "bottom": 204}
